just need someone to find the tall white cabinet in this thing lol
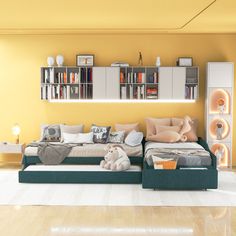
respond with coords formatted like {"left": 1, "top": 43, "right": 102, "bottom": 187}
{"left": 93, "top": 67, "right": 120, "bottom": 99}
{"left": 206, "top": 62, "right": 234, "bottom": 168}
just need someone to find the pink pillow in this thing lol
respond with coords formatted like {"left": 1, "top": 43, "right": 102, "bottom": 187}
{"left": 155, "top": 125, "right": 181, "bottom": 134}
{"left": 115, "top": 123, "right": 139, "bottom": 137}
{"left": 172, "top": 117, "right": 198, "bottom": 142}
{"left": 145, "top": 118, "right": 171, "bottom": 140}
{"left": 148, "top": 131, "right": 182, "bottom": 143}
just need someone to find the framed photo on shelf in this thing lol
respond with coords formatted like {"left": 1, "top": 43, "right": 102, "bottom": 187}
{"left": 76, "top": 54, "right": 94, "bottom": 66}
{"left": 177, "top": 57, "right": 193, "bottom": 67}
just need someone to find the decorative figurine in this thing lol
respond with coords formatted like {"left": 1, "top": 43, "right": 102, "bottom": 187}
{"left": 138, "top": 52, "right": 143, "bottom": 66}
{"left": 215, "top": 147, "right": 225, "bottom": 166}
{"left": 216, "top": 122, "right": 224, "bottom": 140}
{"left": 217, "top": 98, "right": 225, "bottom": 114}
{"left": 56, "top": 55, "right": 64, "bottom": 67}
{"left": 47, "top": 56, "right": 54, "bottom": 67}
{"left": 156, "top": 56, "right": 161, "bottom": 67}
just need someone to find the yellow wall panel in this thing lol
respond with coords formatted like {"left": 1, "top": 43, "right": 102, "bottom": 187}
{"left": 0, "top": 34, "right": 235, "bottom": 166}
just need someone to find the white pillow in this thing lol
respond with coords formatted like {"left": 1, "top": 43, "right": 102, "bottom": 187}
{"left": 63, "top": 133, "right": 78, "bottom": 144}
{"left": 125, "top": 130, "right": 143, "bottom": 147}
{"left": 63, "top": 132, "right": 94, "bottom": 144}
{"left": 76, "top": 132, "right": 94, "bottom": 144}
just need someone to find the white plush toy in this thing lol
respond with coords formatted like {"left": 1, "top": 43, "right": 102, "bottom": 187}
{"left": 100, "top": 145, "right": 131, "bottom": 171}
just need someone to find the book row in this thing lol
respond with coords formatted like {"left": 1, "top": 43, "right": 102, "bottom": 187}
{"left": 120, "top": 72, "right": 159, "bottom": 84}
{"left": 43, "top": 68, "right": 93, "bottom": 84}
{"left": 41, "top": 84, "right": 93, "bottom": 100}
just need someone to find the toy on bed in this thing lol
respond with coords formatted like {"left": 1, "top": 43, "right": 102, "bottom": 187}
{"left": 148, "top": 116, "right": 192, "bottom": 143}
{"left": 100, "top": 145, "right": 131, "bottom": 171}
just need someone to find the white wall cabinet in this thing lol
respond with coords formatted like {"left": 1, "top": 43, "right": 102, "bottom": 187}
{"left": 159, "top": 67, "right": 173, "bottom": 99}
{"left": 93, "top": 67, "right": 106, "bottom": 99}
{"left": 159, "top": 67, "right": 187, "bottom": 99}
{"left": 172, "top": 67, "right": 186, "bottom": 99}
{"left": 93, "top": 67, "right": 120, "bottom": 99}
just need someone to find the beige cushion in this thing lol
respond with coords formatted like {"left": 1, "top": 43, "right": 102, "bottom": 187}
{"left": 145, "top": 118, "right": 171, "bottom": 140}
{"left": 115, "top": 123, "right": 139, "bottom": 137}
{"left": 60, "top": 124, "right": 84, "bottom": 141}
{"left": 155, "top": 125, "right": 181, "bottom": 134}
{"left": 60, "top": 124, "right": 84, "bottom": 134}
{"left": 172, "top": 118, "right": 198, "bottom": 141}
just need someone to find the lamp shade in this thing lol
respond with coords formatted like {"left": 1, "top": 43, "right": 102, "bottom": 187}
{"left": 12, "top": 123, "right": 21, "bottom": 136}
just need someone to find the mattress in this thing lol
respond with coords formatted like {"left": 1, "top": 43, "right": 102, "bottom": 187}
{"left": 24, "top": 143, "right": 143, "bottom": 158}
{"left": 145, "top": 141, "right": 212, "bottom": 167}
{"left": 24, "top": 164, "right": 142, "bottom": 172}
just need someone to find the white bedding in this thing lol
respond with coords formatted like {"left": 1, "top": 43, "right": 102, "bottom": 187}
{"left": 24, "top": 165, "right": 142, "bottom": 172}
{"left": 145, "top": 141, "right": 212, "bottom": 167}
{"left": 145, "top": 141, "right": 204, "bottom": 151}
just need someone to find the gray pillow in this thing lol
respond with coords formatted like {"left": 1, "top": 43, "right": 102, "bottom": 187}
{"left": 41, "top": 125, "right": 61, "bottom": 142}
{"left": 125, "top": 130, "right": 143, "bottom": 147}
{"left": 60, "top": 124, "right": 84, "bottom": 134}
{"left": 91, "top": 124, "right": 111, "bottom": 144}
{"left": 109, "top": 131, "right": 125, "bottom": 143}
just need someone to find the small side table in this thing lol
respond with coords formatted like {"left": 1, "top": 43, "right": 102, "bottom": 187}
{"left": 0, "top": 142, "right": 25, "bottom": 154}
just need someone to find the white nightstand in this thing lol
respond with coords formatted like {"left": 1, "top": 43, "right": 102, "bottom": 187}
{"left": 0, "top": 142, "right": 25, "bottom": 154}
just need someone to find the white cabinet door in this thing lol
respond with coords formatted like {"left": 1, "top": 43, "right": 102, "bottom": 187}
{"left": 159, "top": 67, "right": 172, "bottom": 99}
{"left": 93, "top": 67, "right": 106, "bottom": 99}
{"left": 172, "top": 67, "right": 186, "bottom": 99}
{"left": 208, "top": 62, "right": 234, "bottom": 88}
{"left": 106, "top": 67, "right": 120, "bottom": 99}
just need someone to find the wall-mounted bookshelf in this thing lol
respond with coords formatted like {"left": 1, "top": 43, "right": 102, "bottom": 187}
{"left": 120, "top": 67, "right": 158, "bottom": 100}
{"left": 41, "top": 66, "right": 199, "bottom": 102}
{"left": 185, "top": 67, "right": 199, "bottom": 100}
{"left": 41, "top": 66, "right": 93, "bottom": 100}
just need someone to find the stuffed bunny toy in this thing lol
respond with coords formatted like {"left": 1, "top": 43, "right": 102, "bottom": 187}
{"left": 100, "top": 145, "right": 131, "bottom": 171}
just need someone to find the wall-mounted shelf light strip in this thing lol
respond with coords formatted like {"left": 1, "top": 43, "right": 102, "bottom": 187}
{"left": 48, "top": 99, "right": 196, "bottom": 103}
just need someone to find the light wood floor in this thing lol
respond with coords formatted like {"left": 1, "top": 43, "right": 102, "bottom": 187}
{"left": 0, "top": 206, "right": 235, "bottom": 236}
{"left": 0, "top": 163, "right": 236, "bottom": 236}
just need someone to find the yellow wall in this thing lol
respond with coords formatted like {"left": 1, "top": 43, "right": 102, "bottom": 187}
{"left": 0, "top": 34, "right": 235, "bottom": 165}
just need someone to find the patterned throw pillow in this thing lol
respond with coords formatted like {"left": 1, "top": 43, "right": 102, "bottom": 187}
{"left": 108, "top": 131, "right": 125, "bottom": 143}
{"left": 41, "top": 125, "right": 61, "bottom": 142}
{"left": 90, "top": 124, "right": 111, "bottom": 144}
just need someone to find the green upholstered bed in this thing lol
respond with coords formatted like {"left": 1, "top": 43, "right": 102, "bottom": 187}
{"left": 19, "top": 142, "right": 144, "bottom": 184}
{"left": 19, "top": 138, "right": 218, "bottom": 189}
{"left": 142, "top": 138, "right": 218, "bottom": 190}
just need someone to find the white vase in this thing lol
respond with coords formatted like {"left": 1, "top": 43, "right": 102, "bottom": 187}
{"left": 156, "top": 56, "right": 161, "bottom": 67}
{"left": 56, "top": 55, "right": 64, "bottom": 67}
{"left": 47, "top": 56, "right": 54, "bottom": 67}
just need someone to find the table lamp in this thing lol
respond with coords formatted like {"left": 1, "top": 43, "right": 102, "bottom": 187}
{"left": 12, "top": 123, "right": 21, "bottom": 144}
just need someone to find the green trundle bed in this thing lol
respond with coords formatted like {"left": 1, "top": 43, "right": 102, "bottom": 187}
{"left": 142, "top": 138, "right": 218, "bottom": 190}
{"left": 19, "top": 138, "right": 218, "bottom": 190}
{"left": 19, "top": 143, "right": 144, "bottom": 184}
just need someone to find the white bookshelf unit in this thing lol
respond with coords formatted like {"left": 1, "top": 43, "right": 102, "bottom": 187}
{"left": 41, "top": 66, "right": 199, "bottom": 102}
{"left": 41, "top": 66, "right": 93, "bottom": 100}
{"left": 206, "top": 62, "right": 234, "bottom": 169}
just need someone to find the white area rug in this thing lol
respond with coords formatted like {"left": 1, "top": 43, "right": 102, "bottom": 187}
{"left": 0, "top": 170, "right": 236, "bottom": 206}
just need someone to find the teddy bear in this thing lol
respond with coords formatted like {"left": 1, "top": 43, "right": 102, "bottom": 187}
{"left": 148, "top": 116, "right": 192, "bottom": 143}
{"left": 100, "top": 145, "right": 131, "bottom": 171}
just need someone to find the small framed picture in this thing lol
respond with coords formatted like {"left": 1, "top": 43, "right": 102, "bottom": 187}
{"left": 76, "top": 54, "right": 94, "bottom": 67}
{"left": 177, "top": 57, "right": 193, "bottom": 67}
